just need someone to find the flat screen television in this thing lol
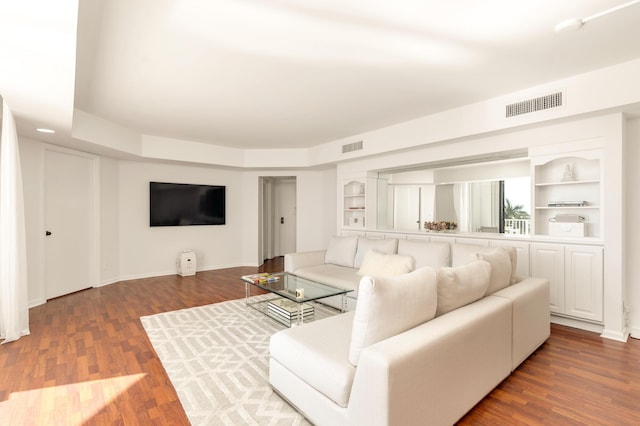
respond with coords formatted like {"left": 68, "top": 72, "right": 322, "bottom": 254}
{"left": 150, "top": 182, "right": 226, "bottom": 226}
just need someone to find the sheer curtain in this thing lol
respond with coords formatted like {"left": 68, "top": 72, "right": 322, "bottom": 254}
{"left": 0, "top": 98, "right": 30, "bottom": 343}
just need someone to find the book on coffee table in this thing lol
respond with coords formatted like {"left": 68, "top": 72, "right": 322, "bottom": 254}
{"left": 241, "top": 273, "right": 280, "bottom": 284}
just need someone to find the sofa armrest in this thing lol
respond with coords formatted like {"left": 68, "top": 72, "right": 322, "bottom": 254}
{"left": 284, "top": 250, "right": 327, "bottom": 272}
{"left": 491, "top": 276, "right": 550, "bottom": 370}
{"left": 346, "top": 296, "right": 512, "bottom": 426}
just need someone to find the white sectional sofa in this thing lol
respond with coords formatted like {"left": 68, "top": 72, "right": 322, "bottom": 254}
{"left": 284, "top": 236, "right": 453, "bottom": 311}
{"left": 270, "top": 236, "right": 550, "bottom": 426}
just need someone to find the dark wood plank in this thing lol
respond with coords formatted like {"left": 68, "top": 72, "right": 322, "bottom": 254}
{"left": 1, "top": 257, "right": 638, "bottom": 425}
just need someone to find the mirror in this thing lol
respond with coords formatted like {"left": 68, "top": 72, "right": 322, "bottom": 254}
{"left": 377, "top": 160, "right": 531, "bottom": 235}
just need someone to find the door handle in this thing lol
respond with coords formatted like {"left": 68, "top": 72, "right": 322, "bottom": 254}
{"left": 280, "top": 217, "right": 284, "bottom": 224}
{"left": 45, "top": 230, "right": 52, "bottom": 236}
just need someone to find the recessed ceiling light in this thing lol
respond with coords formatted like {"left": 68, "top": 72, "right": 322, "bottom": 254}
{"left": 36, "top": 128, "right": 55, "bottom": 134}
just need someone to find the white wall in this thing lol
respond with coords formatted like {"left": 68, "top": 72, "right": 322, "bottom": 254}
{"left": 118, "top": 162, "right": 337, "bottom": 279}
{"left": 240, "top": 168, "right": 336, "bottom": 266}
{"left": 19, "top": 136, "right": 337, "bottom": 294}
{"left": 20, "top": 137, "right": 45, "bottom": 307}
{"left": 118, "top": 161, "right": 244, "bottom": 279}
{"left": 626, "top": 117, "right": 640, "bottom": 338}
{"left": 100, "top": 156, "right": 119, "bottom": 285}
{"left": 297, "top": 169, "right": 336, "bottom": 251}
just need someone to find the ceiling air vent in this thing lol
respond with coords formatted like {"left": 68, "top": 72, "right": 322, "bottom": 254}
{"left": 342, "top": 140, "right": 363, "bottom": 153}
{"left": 505, "top": 92, "right": 563, "bottom": 118}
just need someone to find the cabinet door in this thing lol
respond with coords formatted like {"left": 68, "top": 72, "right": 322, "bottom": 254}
{"left": 564, "top": 245, "right": 603, "bottom": 321}
{"left": 530, "top": 243, "right": 565, "bottom": 314}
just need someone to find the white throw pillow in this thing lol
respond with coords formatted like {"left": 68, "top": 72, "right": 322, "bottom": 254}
{"left": 471, "top": 248, "right": 512, "bottom": 295}
{"left": 436, "top": 260, "right": 491, "bottom": 316}
{"left": 353, "top": 238, "right": 398, "bottom": 269}
{"left": 349, "top": 267, "right": 437, "bottom": 366}
{"left": 357, "top": 250, "right": 415, "bottom": 277}
{"left": 324, "top": 236, "right": 359, "bottom": 268}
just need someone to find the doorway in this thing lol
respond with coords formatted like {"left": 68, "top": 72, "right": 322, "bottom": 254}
{"left": 44, "top": 147, "right": 98, "bottom": 299}
{"left": 261, "top": 177, "right": 296, "bottom": 261}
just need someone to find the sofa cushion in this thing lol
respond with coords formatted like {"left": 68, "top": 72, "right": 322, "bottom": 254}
{"left": 353, "top": 238, "right": 398, "bottom": 269}
{"left": 397, "top": 239, "right": 451, "bottom": 269}
{"left": 451, "top": 243, "right": 489, "bottom": 267}
{"left": 325, "top": 235, "right": 359, "bottom": 268}
{"left": 349, "top": 266, "right": 437, "bottom": 366}
{"left": 270, "top": 311, "right": 356, "bottom": 407}
{"left": 436, "top": 260, "right": 491, "bottom": 316}
{"left": 452, "top": 243, "right": 518, "bottom": 284}
{"left": 294, "top": 264, "right": 360, "bottom": 294}
{"left": 357, "top": 250, "right": 415, "bottom": 277}
{"left": 472, "top": 248, "right": 512, "bottom": 295}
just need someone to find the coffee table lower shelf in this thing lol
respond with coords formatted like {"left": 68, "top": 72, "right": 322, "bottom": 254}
{"left": 242, "top": 272, "right": 352, "bottom": 327}
{"left": 247, "top": 297, "right": 322, "bottom": 327}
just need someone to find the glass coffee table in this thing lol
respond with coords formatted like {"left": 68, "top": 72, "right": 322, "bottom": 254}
{"left": 241, "top": 272, "right": 352, "bottom": 327}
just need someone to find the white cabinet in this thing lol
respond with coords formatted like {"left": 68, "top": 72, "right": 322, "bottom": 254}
{"left": 530, "top": 242, "right": 603, "bottom": 322}
{"left": 530, "top": 243, "right": 565, "bottom": 313}
{"left": 531, "top": 149, "right": 602, "bottom": 238}
{"left": 564, "top": 245, "right": 603, "bottom": 321}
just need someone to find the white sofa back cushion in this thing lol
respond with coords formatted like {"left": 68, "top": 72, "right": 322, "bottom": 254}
{"left": 353, "top": 238, "right": 398, "bottom": 269}
{"left": 357, "top": 250, "right": 415, "bottom": 277}
{"left": 397, "top": 239, "right": 450, "bottom": 269}
{"left": 436, "top": 260, "right": 491, "bottom": 316}
{"left": 325, "top": 236, "right": 359, "bottom": 268}
{"left": 349, "top": 266, "right": 437, "bottom": 366}
{"left": 472, "top": 248, "right": 512, "bottom": 295}
{"left": 451, "top": 243, "right": 488, "bottom": 267}
{"left": 452, "top": 243, "right": 518, "bottom": 284}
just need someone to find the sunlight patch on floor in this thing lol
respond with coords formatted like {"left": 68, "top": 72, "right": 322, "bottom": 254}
{"left": 0, "top": 373, "right": 146, "bottom": 425}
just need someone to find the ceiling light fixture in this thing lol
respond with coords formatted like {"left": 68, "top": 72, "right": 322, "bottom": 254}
{"left": 36, "top": 128, "right": 55, "bottom": 134}
{"left": 555, "top": 0, "right": 640, "bottom": 32}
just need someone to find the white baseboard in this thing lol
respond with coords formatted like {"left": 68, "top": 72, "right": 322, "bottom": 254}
{"left": 551, "top": 315, "right": 631, "bottom": 342}
{"left": 33, "top": 264, "right": 250, "bottom": 307}
{"left": 115, "top": 263, "right": 244, "bottom": 283}
{"left": 550, "top": 315, "right": 604, "bottom": 334}
{"left": 28, "top": 298, "right": 46, "bottom": 309}
{"left": 600, "top": 328, "right": 629, "bottom": 342}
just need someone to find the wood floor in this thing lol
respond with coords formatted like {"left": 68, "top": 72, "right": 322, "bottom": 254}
{"left": 1, "top": 258, "right": 638, "bottom": 425}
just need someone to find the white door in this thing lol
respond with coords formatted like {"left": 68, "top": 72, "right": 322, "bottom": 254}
{"left": 393, "top": 186, "right": 420, "bottom": 230}
{"left": 44, "top": 149, "right": 94, "bottom": 299}
{"left": 276, "top": 178, "right": 296, "bottom": 256}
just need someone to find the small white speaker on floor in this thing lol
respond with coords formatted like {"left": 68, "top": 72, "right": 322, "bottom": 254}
{"left": 177, "top": 250, "right": 196, "bottom": 276}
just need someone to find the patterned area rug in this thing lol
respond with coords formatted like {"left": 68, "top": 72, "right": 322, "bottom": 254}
{"left": 141, "top": 295, "right": 333, "bottom": 425}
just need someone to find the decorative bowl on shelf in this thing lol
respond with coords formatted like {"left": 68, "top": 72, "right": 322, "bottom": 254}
{"left": 424, "top": 221, "right": 457, "bottom": 232}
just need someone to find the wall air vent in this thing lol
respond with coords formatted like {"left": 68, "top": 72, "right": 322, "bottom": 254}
{"left": 505, "top": 92, "right": 563, "bottom": 118}
{"left": 342, "top": 140, "right": 363, "bottom": 153}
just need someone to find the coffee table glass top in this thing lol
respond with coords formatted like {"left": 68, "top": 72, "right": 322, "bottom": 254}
{"left": 242, "top": 272, "right": 351, "bottom": 303}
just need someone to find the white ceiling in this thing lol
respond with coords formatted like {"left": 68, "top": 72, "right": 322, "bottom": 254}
{"left": 3, "top": 0, "right": 640, "bottom": 152}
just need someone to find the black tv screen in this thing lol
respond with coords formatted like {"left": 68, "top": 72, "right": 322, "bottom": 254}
{"left": 150, "top": 182, "right": 226, "bottom": 226}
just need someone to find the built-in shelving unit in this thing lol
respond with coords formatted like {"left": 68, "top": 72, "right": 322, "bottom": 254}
{"left": 531, "top": 150, "right": 602, "bottom": 238}
{"left": 343, "top": 180, "right": 366, "bottom": 228}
